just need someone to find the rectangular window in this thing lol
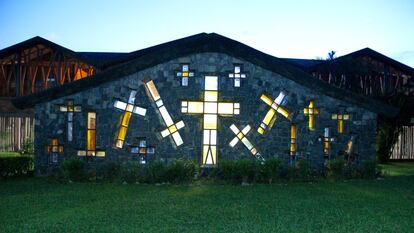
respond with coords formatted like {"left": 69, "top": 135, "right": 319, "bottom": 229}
{"left": 87, "top": 112, "right": 96, "bottom": 152}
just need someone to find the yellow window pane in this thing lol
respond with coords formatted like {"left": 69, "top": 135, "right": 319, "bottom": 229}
{"left": 218, "top": 103, "right": 234, "bottom": 115}
{"left": 204, "top": 114, "right": 217, "bottom": 129}
{"left": 77, "top": 150, "right": 86, "bottom": 156}
{"left": 204, "top": 91, "right": 218, "bottom": 102}
{"left": 169, "top": 125, "right": 177, "bottom": 133}
{"left": 188, "top": 101, "right": 204, "bottom": 113}
{"left": 96, "top": 151, "right": 106, "bottom": 157}
{"left": 338, "top": 115, "right": 343, "bottom": 120}
{"left": 309, "top": 115, "right": 315, "bottom": 130}
{"left": 121, "top": 111, "right": 132, "bottom": 127}
{"left": 277, "top": 107, "right": 290, "bottom": 119}
{"left": 304, "top": 108, "right": 309, "bottom": 115}
{"left": 237, "top": 132, "right": 244, "bottom": 140}
{"left": 58, "top": 146, "right": 64, "bottom": 153}
{"left": 260, "top": 94, "right": 273, "bottom": 106}
{"left": 263, "top": 109, "right": 276, "bottom": 125}
{"left": 51, "top": 138, "right": 58, "bottom": 145}
{"left": 309, "top": 101, "right": 314, "bottom": 108}
{"left": 68, "top": 105, "right": 74, "bottom": 112}
{"left": 182, "top": 72, "right": 189, "bottom": 77}
{"left": 87, "top": 130, "right": 96, "bottom": 151}
{"left": 118, "top": 126, "right": 128, "bottom": 141}
{"left": 145, "top": 80, "right": 160, "bottom": 101}
{"left": 338, "top": 120, "right": 344, "bottom": 133}
{"left": 88, "top": 112, "right": 96, "bottom": 129}
{"left": 257, "top": 127, "right": 265, "bottom": 135}
{"left": 291, "top": 125, "right": 296, "bottom": 139}
{"left": 87, "top": 151, "right": 95, "bottom": 156}
{"left": 324, "top": 142, "right": 329, "bottom": 149}
{"left": 126, "top": 104, "right": 134, "bottom": 112}
{"left": 314, "top": 109, "right": 319, "bottom": 114}
{"left": 204, "top": 102, "right": 217, "bottom": 114}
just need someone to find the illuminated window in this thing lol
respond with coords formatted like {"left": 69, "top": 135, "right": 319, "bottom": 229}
{"left": 290, "top": 124, "right": 296, "bottom": 157}
{"left": 319, "top": 128, "right": 334, "bottom": 161}
{"left": 131, "top": 138, "right": 155, "bottom": 164}
{"left": 229, "top": 124, "right": 265, "bottom": 162}
{"left": 181, "top": 75, "right": 240, "bottom": 167}
{"left": 258, "top": 92, "right": 291, "bottom": 135}
{"left": 113, "top": 90, "right": 147, "bottom": 148}
{"left": 345, "top": 135, "right": 355, "bottom": 155}
{"left": 77, "top": 112, "right": 106, "bottom": 157}
{"left": 57, "top": 100, "right": 81, "bottom": 141}
{"left": 228, "top": 65, "right": 247, "bottom": 87}
{"left": 331, "top": 113, "right": 350, "bottom": 133}
{"left": 144, "top": 80, "right": 185, "bottom": 146}
{"left": 46, "top": 138, "right": 64, "bottom": 164}
{"left": 303, "top": 100, "right": 319, "bottom": 131}
{"left": 176, "top": 64, "right": 195, "bottom": 86}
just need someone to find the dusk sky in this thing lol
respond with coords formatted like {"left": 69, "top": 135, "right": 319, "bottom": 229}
{"left": 1, "top": 0, "right": 414, "bottom": 67}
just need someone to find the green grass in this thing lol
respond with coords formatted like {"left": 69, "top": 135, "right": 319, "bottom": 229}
{"left": 0, "top": 151, "right": 21, "bottom": 157}
{"left": 1, "top": 163, "right": 414, "bottom": 233}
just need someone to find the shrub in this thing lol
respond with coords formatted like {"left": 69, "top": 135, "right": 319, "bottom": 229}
{"left": 216, "top": 160, "right": 260, "bottom": 184}
{"left": 361, "top": 160, "right": 378, "bottom": 179}
{"left": 165, "top": 159, "right": 196, "bottom": 183}
{"left": 119, "top": 162, "right": 141, "bottom": 183}
{"left": 97, "top": 161, "right": 120, "bottom": 181}
{"left": 295, "top": 159, "right": 312, "bottom": 181}
{"left": 261, "top": 158, "right": 282, "bottom": 183}
{"left": 327, "top": 157, "right": 345, "bottom": 180}
{"left": 147, "top": 161, "right": 167, "bottom": 183}
{"left": 62, "top": 159, "right": 87, "bottom": 182}
{"left": 0, "top": 156, "right": 34, "bottom": 177}
{"left": 18, "top": 139, "right": 34, "bottom": 156}
{"left": 343, "top": 163, "right": 361, "bottom": 179}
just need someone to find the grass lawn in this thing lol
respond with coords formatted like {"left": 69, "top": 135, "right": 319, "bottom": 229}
{"left": 0, "top": 151, "right": 21, "bottom": 157}
{"left": 1, "top": 163, "right": 414, "bottom": 233}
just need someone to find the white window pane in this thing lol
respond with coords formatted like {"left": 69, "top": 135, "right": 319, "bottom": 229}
{"left": 188, "top": 101, "right": 204, "bottom": 113}
{"left": 241, "top": 74, "right": 246, "bottom": 78}
{"left": 235, "top": 74, "right": 241, "bottom": 78}
{"left": 172, "top": 132, "right": 183, "bottom": 146}
{"left": 96, "top": 151, "right": 106, "bottom": 157}
{"left": 145, "top": 80, "right": 161, "bottom": 101}
{"left": 68, "top": 112, "right": 73, "bottom": 121}
{"left": 189, "top": 72, "right": 194, "bottom": 77}
{"left": 230, "top": 124, "right": 240, "bottom": 134}
{"left": 210, "top": 130, "right": 217, "bottom": 145}
{"left": 128, "top": 91, "right": 137, "bottom": 104}
{"left": 235, "top": 66, "right": 241, "bottom": 73}
{"left": 234, "top": 78, "right": 241, "bottom": 87}
{"left": 74, "top": 106, "right": 82, "bottom": 112}
{"left": 176, "top": 120, "right": 185, "bottom": 129}
{"left": 133, "top": 106, "right": 147, "bottom": 116}
{"left": 229, "top": 137, "right": 239, "bottom": 147}
{"left": 156, "top": 99, "right": 163, "bottom": 107}
{"left": 218, "top": 103, "right": 234, "bottom": 115}
{"left": 241, "top": 137, "right": 254, "bottom": 150}
{"left": 324, "top": 128, "right": 330, "bottom": 137}
{"left": 203, "top": 130, "right": 210, "bottom": 145}
{"left": 59, "top": 106, "right": 67, "bottom": 112}
{"left": 229, "top": 74, "right": 234, "bottom": 78}
{"left": 77, "top": 150, "right": 86, "bottom": 156}
{"left": 204, "top": 76, "right": 218, "bottom": 90}
{"left": 114, "top": 100, "right": 127, "bottom": 110}
{"left": 274, "top": 92, "right": 286, "bottom": 105}
{"left": 182, "top": 65, "right": 189, "bottom": 72}
{"left": 241, "top": 125, "right": 251, "bottom": 135}
{"left": 204, "top": 102, "right": 217, "bottom": 114}
{"left": 182, "top": 77, "right": 188, "bottom": 86}
{"left": 68, "top": 122, "right": 73, "bottom": 141}
{"left": 203, "top": 114, "right": 217, "bottom": 129}
{"left": 161, "top": 129, "right": 170, "bottom": 138}
{"left": 126, "top": 104, "right": 134, "bottom": 112}
{"left": 159, "top": 106, "right": 174, "bottom": 126}
{"left": 131, "top": 147, "right": 139, "bottom": 154}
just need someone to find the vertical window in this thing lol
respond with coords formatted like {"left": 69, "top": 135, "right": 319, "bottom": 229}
{"left": 87, "top": 112, "right": 96, "bottom": 154}
{"left": 290, "top": 124, "right": 296, "bottom": 156}
{"left": 258, "top": 92, "right": 291, "bottom": 135}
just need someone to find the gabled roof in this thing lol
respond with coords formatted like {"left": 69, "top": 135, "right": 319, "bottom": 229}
{"left": 0, "top": 36, "right": 108, "bottom": 69}
{"left": 12, "top": 33, "right": 398, "bottom": 117}
{"left": 307, "top": 47, "right": 414, "bottom": 75}
{"left": 281, "top": 58, "right": 323, "bottom": 70}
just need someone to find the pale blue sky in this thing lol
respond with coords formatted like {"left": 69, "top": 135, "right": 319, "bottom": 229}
{"left": 1, "top": 0, "right": 414, "bottom": 67}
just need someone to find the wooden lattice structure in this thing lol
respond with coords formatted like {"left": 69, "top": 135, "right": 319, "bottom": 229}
{"left": 0, "top": 37, "right": 97, "bottom": 97}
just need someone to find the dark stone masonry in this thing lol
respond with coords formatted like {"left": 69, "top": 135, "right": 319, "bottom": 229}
{"left": 32, "top": 52, "right": 378, "bottom": 174}
{"left": 10, "top": 33, "right": 397, "bottom": 175}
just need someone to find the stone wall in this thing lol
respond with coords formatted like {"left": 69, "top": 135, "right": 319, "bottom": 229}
{"left": 34, "top": 52, "right": 377, "bottom": 174}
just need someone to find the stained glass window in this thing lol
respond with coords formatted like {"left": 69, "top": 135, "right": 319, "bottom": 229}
{"left": 176, "top": 64, "right": 195, "bottom": 86}
{"left": 258, "top": 92, "right": 291, "bottom": 135}
{"left": 46, "top": 138, "right": 64, "bottom": 164}
{"left": 229, "top": 124, "right": 264, "bottom": 162}
{"left": 228, "top": 65, "right": 247, "bottom": 87}
{"left": 144, "top": 79, "right": 185, "bottom": 146}
{"left": 303, "top": 100, "right": 319, "bottom": 131}
{"left": 77, "top": 112, "right": 105, "bottom": 157}
{"left": 181, "top": 75, "right": 240, "bottom": 167}
{"left": 290, "top": 124, "right": 296, "bottom": 157}
{"left": 113, "top": 90, "right": 147, "bottom": 148}
{"left": 331, "top": 113, "right": 350, "bottom": 133}
{"left": 131, "top": 138, "right": 155, "bottom": 164}
{"left": 319, "top": 127, "right": 334, "bottom": 161}
{"left": 57, "top": 100, "right": 81, "bottom": 141}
